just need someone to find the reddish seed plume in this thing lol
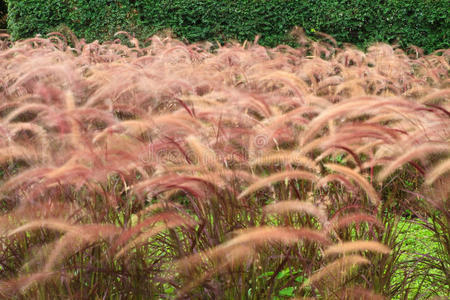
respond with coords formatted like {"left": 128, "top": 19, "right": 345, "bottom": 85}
{"left": 238, "top": 170, "right": 318, "bottom": 199}
{"left": 378, "top": 142, "right": 449, "bottom": 181}
{"left": 324, "top": 241, "right": 391, "bottom": 256}
{"left": 325, "top": 164, "right": 380, "bottom": 206}
{"left": 328, "top": 213, "right": 383, "bottom": 232}
{"left": 301, "top": 255, "right": 370, "bottom": 290}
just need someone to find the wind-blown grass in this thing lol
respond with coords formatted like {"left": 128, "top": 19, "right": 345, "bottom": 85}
{"left": 0, "top": 29, "right": 448, "bottom": 298}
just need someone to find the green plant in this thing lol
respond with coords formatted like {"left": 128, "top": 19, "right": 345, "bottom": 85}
{"left": 390, "top": 218, "right": 448, "bottom": 299}
{"left": 6, "top": 0, "right": 450, "bottom": 52}
{"left": 6, "top": 0, "right": 138, "bottom": 43}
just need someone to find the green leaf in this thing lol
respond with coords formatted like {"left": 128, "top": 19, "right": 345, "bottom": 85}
{"left": 257, "top": 271, "right": 274, "bottom": 280}
{"left": 276, "top": 268, "right": 290, "bottom": 279}
{"left": 279, "top": 287, "right": 295, "bottom": 297}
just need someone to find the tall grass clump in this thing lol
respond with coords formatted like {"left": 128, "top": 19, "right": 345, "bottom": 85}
{"left": 0, "top": 29, "right": 448, "bottom": 298}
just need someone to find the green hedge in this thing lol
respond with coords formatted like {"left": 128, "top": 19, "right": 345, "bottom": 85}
{"left": 6, "top": 0, "right": 138, "bottom": 41}
{"left": 7, "top": 0, "right": 450, "bottom": 52}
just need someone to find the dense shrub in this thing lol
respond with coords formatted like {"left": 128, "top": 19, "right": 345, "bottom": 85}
{"left": 7, "top": 0, "right": 450, "bottom": 52}
{"left": 6, "top": 0, "right": 138, "bottom": 42}
{"left": 6, "top": 0, "right": 72, "bottom": 38}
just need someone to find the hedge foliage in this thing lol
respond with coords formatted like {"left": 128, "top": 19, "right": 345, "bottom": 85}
{"left": 6, "top": 0, "right": 450, "bottom": 52}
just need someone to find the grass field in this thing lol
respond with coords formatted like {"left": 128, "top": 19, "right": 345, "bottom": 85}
{"left": 0, "top": 30, "right": 448, "bottom": 299}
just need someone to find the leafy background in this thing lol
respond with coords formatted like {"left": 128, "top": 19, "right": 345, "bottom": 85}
{"left": 5, "top": 0, "right": 450, "bottom": 52}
